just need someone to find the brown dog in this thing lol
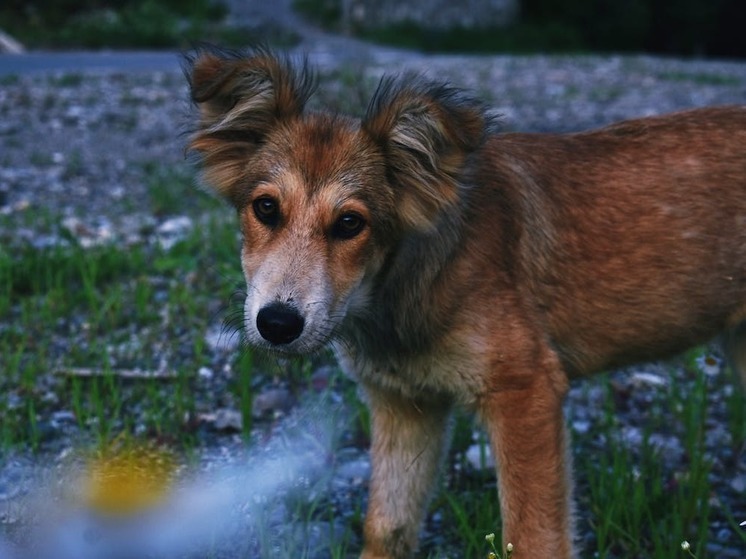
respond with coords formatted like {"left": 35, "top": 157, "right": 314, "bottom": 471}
{"left": 184, "top": 47, "right": 746, "bottom": 558}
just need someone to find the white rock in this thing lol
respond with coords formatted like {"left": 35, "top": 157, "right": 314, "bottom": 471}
{"left": 465, "top": 443, "right": 495, "bottom": 470}
{"left": 730, "top": 474, "right": 746, "bottom": 494}
{"left": 213, "top": 408, "right": 243, "bottom": 431}
{"left": 156, "top": 216, "right": 193, "bottom": 250}
{"left": 205, "top": 324, "right": 240, "bottom": 353}
{"left": 335, "top": 458, "right": 371, "bottom": 483}
{"left": 629, "top": 371, "right": 668, "bottom": 388}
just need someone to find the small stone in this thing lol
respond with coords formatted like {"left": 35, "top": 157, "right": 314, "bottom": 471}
{"left": 572, "top": 420, "right": 591, "bottom": 434}
{"left": 335, "top": 458, "right": 371, "bottom": 483}
{"left": 61, "top": 215, "right": 113, "bottom": 247}
{"left": 619, "top": 426, "right": 643, "bottom": 448}
{"left": 51, "top": 410, "right": 76, "bottom": 425}
{"left": 156, "top": 216, "right": 193, "bottom": 250}
{"left": 629, "top": 371, "right": 668, "bottom": 387}
{"left": 696, "top": 354, "right": 722, "bottom": 376}
{"left": 311, "top": 366, "right": 335, "bottom": 392}
{"left": 252, "top": 388, "right": 293, "bottom": 417}
{"left": 213, "top": 408, "right": 243, "bottom": 432}
{"left": 648, "top": 433, "right": 684, "bottom": 464}
{"left": 465, "top": 443, "right": 494, "bottom": 470}
{"left": 729, "top": 474, "right": 746, "bottom": 494}
{"left": 205, "top": 324, "right": 240, "bottom": 353}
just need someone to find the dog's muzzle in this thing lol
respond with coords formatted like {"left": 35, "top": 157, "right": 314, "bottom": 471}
{"left": 256, "top": 303, "right": 305, "bottom": 345}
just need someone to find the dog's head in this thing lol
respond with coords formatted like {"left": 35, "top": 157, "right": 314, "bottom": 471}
{"left": 185, "top": 47, "right": 487, "bottom": 353}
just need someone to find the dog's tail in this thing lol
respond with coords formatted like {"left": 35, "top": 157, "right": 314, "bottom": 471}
{"left": 724, "top": 320, "right": 746, "bottom": 389}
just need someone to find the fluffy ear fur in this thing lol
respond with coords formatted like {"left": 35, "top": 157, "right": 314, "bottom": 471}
{"left": 363, "top": 76, "right": 488, "bottom": 229}
{"left": 184, "top": 46, "right": 316, "bottom": 202}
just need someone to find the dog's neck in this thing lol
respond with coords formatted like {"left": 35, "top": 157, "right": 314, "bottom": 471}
{"left": 340, "top": 196, "right": 469, "bottom": 365}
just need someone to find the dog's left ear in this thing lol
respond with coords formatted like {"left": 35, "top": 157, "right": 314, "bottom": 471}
{"left": 363, "top": 77, "right": 487, "bottom": 229}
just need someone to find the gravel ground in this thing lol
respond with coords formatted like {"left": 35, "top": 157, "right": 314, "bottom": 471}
{"left": 1, "top": 22, "right": 746, "bottom": 559}
{"left": 3, "top": 51, "right": 746, "bottom": 233}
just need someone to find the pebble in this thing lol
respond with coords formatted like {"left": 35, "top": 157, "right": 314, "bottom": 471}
{"left": 465, "top": 443, "right": 495, "bottom": 471}
{"left": 50, "top": 410, "right": 77, "bottom": 426}
{"left": 213, "top": 408, "right": 243, "bottom": 432}
{"left": 629, "top": 371, "right": 668, "bottom": 388}
{"left": 730, "top": 474, "right": 746, "bottom": 494}
{"left": 205, "top": 324, "right": 241, "bottom": 353}
{"left": 572, "top": 419, "right": 591, "bottom": 434}
{"left": 156, "top": 216, "right": 193, "bottom": 250}
{"left": 334, "top": 457, "right": 371, "bottom": 483}
{"left": 252, "top": 388, "right": 294, "bottom": 417}
{"left": 310, "top": 365, "right": 335, "bottom": 391}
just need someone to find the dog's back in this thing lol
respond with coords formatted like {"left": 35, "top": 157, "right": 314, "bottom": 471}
{"left": 475, "top": 107, "right": 746, "bottom": 378}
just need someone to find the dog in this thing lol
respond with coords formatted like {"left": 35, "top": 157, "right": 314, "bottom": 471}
{"left": 184, "top": 46, "right": 746, "bottom": 559}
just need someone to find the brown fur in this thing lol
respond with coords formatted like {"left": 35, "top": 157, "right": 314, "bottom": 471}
{"left": 185, "top": 46, "right": 746, "bottom": 558}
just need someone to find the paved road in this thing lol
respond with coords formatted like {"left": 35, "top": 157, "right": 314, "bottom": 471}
{"left": 0, "top": 39, "right": 414, "bottom": 77}
{"left": 0, "top": 51, "right": 183, "bottom": 76}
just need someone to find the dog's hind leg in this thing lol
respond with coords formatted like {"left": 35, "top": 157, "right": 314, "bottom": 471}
{"left": 724, "top": 319, "right": 746, "bottom": 389}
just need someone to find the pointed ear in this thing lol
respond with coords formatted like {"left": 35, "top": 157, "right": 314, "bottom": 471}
{"left": 362, "top": 76, "right": 488, "bottom": 229}
{"left": 184, "top": 46, "right": 316, "bottom": 202}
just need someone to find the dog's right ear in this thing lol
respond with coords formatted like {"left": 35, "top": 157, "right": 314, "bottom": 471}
{"left": 184, "top": 47, "right": 315, "bottom": 202}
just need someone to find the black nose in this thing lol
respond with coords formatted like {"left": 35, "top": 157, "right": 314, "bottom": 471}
{"left": 256, "top": 303, "right": 305, "bottom": 345}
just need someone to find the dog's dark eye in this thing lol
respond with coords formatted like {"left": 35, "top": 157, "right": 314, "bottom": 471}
{"left": 332, "top": 213, "right": 366, "bottom": 239}
{"left": 253, "top": 197, "right": 279, "bottom": 227}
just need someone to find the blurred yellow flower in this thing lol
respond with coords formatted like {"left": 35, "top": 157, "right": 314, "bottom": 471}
{"left": 84, "top": 443, "right": 176, "bottom": 515}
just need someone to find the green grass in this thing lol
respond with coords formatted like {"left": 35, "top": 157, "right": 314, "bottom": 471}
{"left": 657, "top": 71, "right": 742, "bottom": 86}
{"left": 580, "top": 399, "right": 711, "bottom": 557}
{"left": 0, "top": 164, "right": 241, "bottom": 449}
{"left": 415, "top": 349, "right": 744, "bottom": 559}
{"left": 2, "top": 200, "right": 744, "bottom": 557}
{"left": 571, "top": 354, "right": 746, "bottom": 559}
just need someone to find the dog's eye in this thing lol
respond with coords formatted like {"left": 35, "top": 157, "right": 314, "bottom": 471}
{"left": 332, "top": 213, "right": 366, "bottom": 239}
{"left": 252, "top": 197, "right": 279, "bottom": 227}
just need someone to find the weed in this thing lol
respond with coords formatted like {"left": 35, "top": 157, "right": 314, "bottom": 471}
{"left": 233, "top": 349, "right": 254, "bottom": 439}
{"left": 578, "top": 370, "right": 717, "bottom": 559}
{"left": 29, "top": 150, "right": 54, "bottom": 167}
{"left": 62, "top": 149, "right": 85, "bottom": 179}
{"left": 680, "top": 540, "right": 697, "bottom": 557}
{"left": 0, "top": 0, "right": 297, "bottom": 49}
{"left": 144, "top": 162, "right": 223, "bottom": 217}
{"left": 658, "top": 71, "right": 741, "bottom": 86}
{"left": 0, "top": 74, "right": 19, "bottom": 86}
{"left": 485, "top": 532, "right": 513, "bottom": 559}
{"left": 48, "top": 73, "right": 84, "bottom": 88}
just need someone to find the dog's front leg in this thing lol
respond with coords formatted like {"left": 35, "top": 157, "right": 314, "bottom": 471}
{"left": 480, "top": 358, "right": 574, "bottom": 559}
{"left": 360, "top": 384, "right": 452, "bottom": 559}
